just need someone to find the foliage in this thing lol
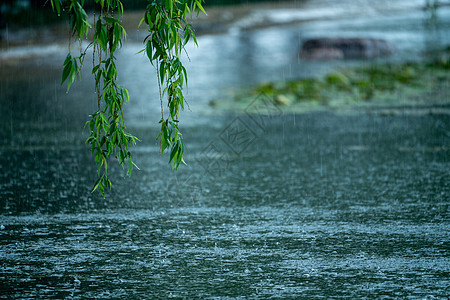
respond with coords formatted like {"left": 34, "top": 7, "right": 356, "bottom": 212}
{"left": 210, "top": 55, "right": 450, "bottom": 111}
{"left": 50, "top": 0, "right": 205, "bottom": 196}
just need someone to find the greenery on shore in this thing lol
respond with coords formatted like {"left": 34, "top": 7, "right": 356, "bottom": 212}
{"left": 210, "top": 51, "right": 450, "bottom": 112}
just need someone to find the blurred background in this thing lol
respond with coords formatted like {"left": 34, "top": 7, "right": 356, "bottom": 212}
{"left": 0, "top": 0, "right": 449, "bottom": 298}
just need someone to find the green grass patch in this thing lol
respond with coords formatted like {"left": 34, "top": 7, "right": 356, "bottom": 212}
{"left": 210, "top": 52, "right": 449, "bottom": 113}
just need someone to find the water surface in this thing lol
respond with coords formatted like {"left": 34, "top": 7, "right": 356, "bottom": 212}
{"left": 0, "top": 1, "right": 449, "bottom": 298}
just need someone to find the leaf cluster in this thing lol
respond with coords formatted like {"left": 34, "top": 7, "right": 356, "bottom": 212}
{"left": 49, "top": 0, "right": 204, "bottom": 196}
{"left": 139, "top": 0, "right": 205, "bottom": 169}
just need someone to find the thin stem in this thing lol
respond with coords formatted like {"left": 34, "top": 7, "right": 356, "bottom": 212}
{"left": 97, "top": 43, "right": 102, "bottom": 111}
{"left": 156, "top": 58, "right": 164, "bottom": 158}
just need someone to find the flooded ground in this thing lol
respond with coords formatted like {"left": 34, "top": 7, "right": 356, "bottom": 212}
{"left": 1, "top": 0, "right": 449, "bottom": 298}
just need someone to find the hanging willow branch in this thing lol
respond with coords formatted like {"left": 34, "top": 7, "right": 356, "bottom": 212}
{"left": 50, "top": 0, "right": 205, "bottom": 196}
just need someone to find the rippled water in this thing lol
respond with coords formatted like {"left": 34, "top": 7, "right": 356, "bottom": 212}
{"left": 1, "top": 0, "right": 450, "bottom": 298}
{"left": 1, "top": 111, "right": 449, "bottom": 298}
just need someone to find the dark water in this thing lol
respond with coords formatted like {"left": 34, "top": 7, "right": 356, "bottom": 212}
{"left": 1, "top": 1, "right": 450, "bottom": 298}
{"left": 1, "top": 110, "right": 449, "bottom": 298}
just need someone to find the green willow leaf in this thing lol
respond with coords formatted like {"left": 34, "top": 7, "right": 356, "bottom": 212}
{"left": 103, "top": 16, "right": 119, "bottom": 24}
{"left": 53, "top": 0, "right": 205, "bottom": 196}
{"left": 61, "top": 58, "right": 72, "bottom": 85}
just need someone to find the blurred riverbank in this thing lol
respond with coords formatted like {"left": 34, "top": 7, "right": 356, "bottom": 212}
{"left": 1, "top": 0, "right": 450, "bottom": 57}
{"left": 0, "top": 1, "right": 305, "bottom": 53}
{"left": 1, "top": 0, "right": 449, "bottom": 120}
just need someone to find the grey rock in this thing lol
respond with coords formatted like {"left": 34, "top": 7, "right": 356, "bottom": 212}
{"left": 300, "top": 38, "right": 393, "bottom": 60}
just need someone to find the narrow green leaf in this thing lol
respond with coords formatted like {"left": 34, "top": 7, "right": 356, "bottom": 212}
{"left": 138, "top": 17, "right": 146, "bottom": 28}
{"left": 127, "top": 157, "right": 133, "bottom": 177}
{"left": 61, "top": 60, "right": 72, "bottom": 85}
{"left": 181, "top": 65, "right": 188, "bottom": 85}
{"left": 196, "top": 0, "right": 206, "bottom": 14}
{"left": 67, "top": 60, "right": 78, "bottom": 91}
{"left": 146, "top": 42, "right": 153, "bottom": 61}
{"left": 119, "top": 150, "right": 124, "bottom": 164}
{"left": 103, "top": 16, "right": 119, "bottom": 24}
{"left": 92, "top": 64, "right": 100, "bottom": 74}
{"left": 118, "top": 1, "right": 124, "bottom": 17}
{"left": 99, "top": 181, "right": 105, "bottom": 197}
{"left": 54, "top": 0, "right": 61, "bottom": 15}
{"left": 92, "top": 177, "right": 101, "bottom": 193}
{"left": 159, "top": 61, "right": 165, "bottom": 84}
{"left": 122, "top": 26, "right": 127, "bottom": 41}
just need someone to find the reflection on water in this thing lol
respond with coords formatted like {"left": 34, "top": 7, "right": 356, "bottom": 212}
{"left": 0, "top": 0, "right": 449, "bottom": 298}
